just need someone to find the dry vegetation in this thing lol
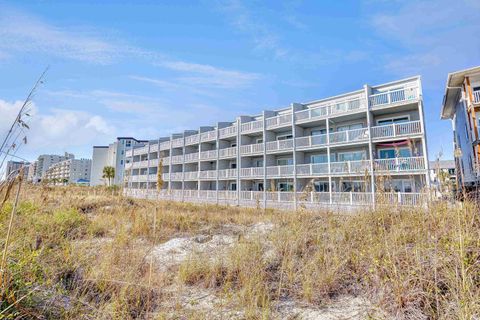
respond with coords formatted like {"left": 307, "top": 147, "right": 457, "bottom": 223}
{"left": 0, "top": 184, "right": 479, "bottom": 319}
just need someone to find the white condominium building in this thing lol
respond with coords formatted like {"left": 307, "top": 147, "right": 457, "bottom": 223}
{"left": 125, "top": 76, "right": 429, "bottom": 209}
{"left": 29, "top": 152, "right": 74, "bottom": 183}
{"left": 43, "top": 157, "right": 91, "bottom": 184}
{"left": 90, "top": 137, "right": 147, "bottom": 186}
{"left": 441, "top": 66, "right": 480, "bottom": 191}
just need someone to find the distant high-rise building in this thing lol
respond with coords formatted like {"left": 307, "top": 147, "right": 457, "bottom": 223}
{"left": 29, "top": 152, "right": 74, "bottom": 183}
{"left": 4, "top": 160, "right": 30, "bottom": 180}
{"left": 44, "top": 158, "right": 92, "bottom": 185}
{"left": 90, "top": 137, "right": 147, "bottom": 186}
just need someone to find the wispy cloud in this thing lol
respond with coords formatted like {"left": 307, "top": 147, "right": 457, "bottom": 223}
{"left": 369, "top": 0, "right": 480, "bottom": 86}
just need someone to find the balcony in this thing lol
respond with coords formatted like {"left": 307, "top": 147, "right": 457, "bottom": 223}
{"left": 219, "top": 125, "right": 237, "bottom": 138}
{"left": 329, "top": 128, "right": 369, "bottom": 145}
{"left": 184, "top": 171, "right": 199, "bottom": 180}
{"left": 200, "top": 130, "right": 217, "bottom": 142}
{"left": 241, "top": 120, "right": 263, "bottom": 133}
{"left": 184, "top": 152, "right": 199, "bottom": 163}
{"left": 296, "top": 163, "right": 329, "bottom": 176}
{"left": 218, "top": 146, "right": 237, "bottom": 159}
{"left": 198, "top": 170, "right": 217, "bottom": 179}
{"left": 171, "top": 138, "right": 184, "bottom": 148}
{"left": 132, "top": 160, "right": 149, "bottom": 169}
{"left": 159, "top": 141, "right": 171, "bottom": 150}
{"left": 240, "top": 167, "right": 264, "bottom": 178}
{"left": 171, "top": 155, "right": 184, "bottom": 164}
{"left": 473, "top": 90, "right": 480, "bottom": 104}
{"left": 266, "top": 165, "right": 294, "bottom": 178}
{"left": 266, "top": 113, "right": 292, "bottom": 129}
{"left": 170, "top": 172, "right": 183, "bottom": 181}
{"left": 295, "top": 105, "right": 329, "bottom": 123}
{"left": 266, "top": 139, "right": 294, "bottom": 152}
{"left": 369, "top": 86, "right": 418, "bottom": 108}
{"left": 150, "top": 144, "right": 159, "bottom": 153}
{"left": 371, "top": 120, "right": 422, "bottom": 140}
{"left": 330, "top": 160, "right": 370, "bottom": 175}
{"left": 161, "top": 173, "right": 169, "bottom": 181}
{"left": 374, "top": 157, "right": 425, "bottom": 173}
{"left": 159, "top": 157, "right": 170, "bottom": 165}
{"left": 218, "top": 168, "right": 237, "bottom": 179}
{"left": 185, "top": 134, "right": 200, "bottom": 145}
{"left": 296, "top": 134, "right": 327, "bottom": 150}
{"left": 240, "top": 142, "right": 264, "bottom": 155}
{"left": 200, "top": 150, "right": 217, "bottom": 160}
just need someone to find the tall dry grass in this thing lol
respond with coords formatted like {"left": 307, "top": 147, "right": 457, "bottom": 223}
{"left": 0, "top": 184, "right": 478, "bottom": 319}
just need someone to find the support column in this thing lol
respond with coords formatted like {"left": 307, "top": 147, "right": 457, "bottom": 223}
{"left": 146, "top": 142, "right": 151, "bottom": 197}
{"left": 168, "top": 136, "right": 173, "bottom": 200}
{"left": 216, "top": 125, "right": 220, "bottom": 205}
{"left": 182, "top": 134, "right": 186, "bottom": 202}
{"left": 291, "top": 103, "right": 303, "bottom": 211}
{"left": 236, "top": 118, "right": 241, "bottom": 206}
{"left": 326, "top": 118, "right": 332, "bottom": 205}
{"left": 364, "top": 84, "right": 376, "bottom": 207}
{"left": 417, "top": 78, "right": 431, "bottom": 188}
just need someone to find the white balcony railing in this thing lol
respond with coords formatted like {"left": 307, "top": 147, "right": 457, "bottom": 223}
{"left": 240, "top": 143, "right": 264, "bottom": 155}
{"left": 218, "top": 190, "right": 237, "bottom": 200}
{"left": 184, "top": 171, "right": 199, "bottom": 180}
{"left": 200, "top": 150, "right": 217, "bottom": 160}
{"left": 159, "top": 141, "right": 171, "bottom": 150}
{"left": 295, "top": 105, "right": 329, "bottom": 122}
{"left": 171, "top": 138, "right": 184, "bottom": 148}
{"left": 150, "top": 144, "right": 159, "bottom": 153}
{"left": 219, "top": 125, "right": 237, "bottom": 138}
{"left": 185, "top": 134, "right": 200, "bottom": 145}
{"left": 241, "top": 120, "right": 263, "bottom": 133}
{"left": 296, "top": 163, "right": 329, "bottom": 176}
{"left": 266, "top": 139, "right": 294, "bottom": 152}
{"left": 240, "top": 191, "right": 265, "bottom": 201}
{"left": 266, "top": 165, "right": 294, "bottom": 177}
{"left": 218, "top": 168, "right": 237, "bottom": 179}
{"left": 200, "top": 130, "right": 217, "bottom": 142}
{"left": 240, "top": 167, "right": 264, "bottom": 178}
{"left": 330, "top": 160, "right": 370, "bottom": 174}
{"left": 170, "top": 172, "right": 183, "bottom": 181}
{"left": 266, "top": 113, "right": 292, "bottom": 129}
{"left": 371, "top": 120, "right": 422, "bottom": 140}
{"left": 329, "top": 128, "right": 369, "bottom": 145}
{"left": 374, "top": 157, "right": 425, "bottom": 173}
{"left": 161, "top": 173, "right": 169, "bottom": 181}
{"left": 329, "top": 98, "right": 364, "bottom": 115}
{"left": 218, "top": 147, "right": 237, "bottom": 158}
{"left": 199, "top": 170, "right": 217, "bottom": 179}
{"left": 171, "top": 155, "right": 184, "bottom": 164}
{"left": 184, "top": 152, "right": 199, "bottom": 163}
{"left": 295, "top": 134, "right": 327, "bottom": 149}
{"left": 369, "top": 86, "right": 418, "bottom": 107}
{"left": 473, "top": 91, "right": 480, "bottom": 104}
{"left": 159, "top": 157, "right": 170, "bottom": 166}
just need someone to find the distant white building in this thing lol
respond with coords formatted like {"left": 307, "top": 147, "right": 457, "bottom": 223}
{"left": 90, "top": 137, "right": 147, "bottom": 186}
{"left": 29, "top": 152, "right": 74, "bottom": 183}
{"left": 43, "top": 157, "right": 92, "bottom": 185}
{"left": 441, "top": 66, "right": 480, "bottom": 191}
{"left": 5, "top": 160, "right": 30, "bottom": 180}
{"left": 429, "top": 160, "right": 456, "bottom": 197}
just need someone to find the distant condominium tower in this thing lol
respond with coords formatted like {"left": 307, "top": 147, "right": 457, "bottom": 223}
{"left": 90, "top": 137, "right": 147, "bottom": 186}
{"left": 125, "top": 76, "right": 429, "bottom": 209}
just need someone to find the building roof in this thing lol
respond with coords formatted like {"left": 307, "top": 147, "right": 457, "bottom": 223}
{"left": 93, "top": 145, "right": 109, "bottom": 148}
{"left": 441, "top": 66, "right": 480, "bottom": 120}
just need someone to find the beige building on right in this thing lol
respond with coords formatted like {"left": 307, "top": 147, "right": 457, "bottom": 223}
{"left": 441, "top": 66, "right": 480, "bottom": 191}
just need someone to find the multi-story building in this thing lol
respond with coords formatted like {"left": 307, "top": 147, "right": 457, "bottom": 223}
{"left": 29, "top": 152, "right": 74, "bottom": 183}
{"left": 4, "top": 160, "right": 30, "bottom": 180}
{"left": 441, "top": 66, "right": 480, "bottom": 191}
{"left": 90, "top": 137, "right": 147, "bottom": 186}
{"left": 125, "top": 76, "right": 429, "bottom": 209}
{"left": 43, "top": 157, "right": 91, "bottom": 185}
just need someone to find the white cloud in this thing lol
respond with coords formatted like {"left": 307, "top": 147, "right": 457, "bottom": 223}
{"left": 0, "top": 99, "right": 114, "bottom": 158}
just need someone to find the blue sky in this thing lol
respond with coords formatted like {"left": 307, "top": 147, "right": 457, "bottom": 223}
{"left": 0, "top": 0, "right": 479, "bottom": 163}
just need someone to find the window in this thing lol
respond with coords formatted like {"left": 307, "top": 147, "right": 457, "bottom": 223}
{"left": 378, "top": 148, "right": 411, "bottom": 159}
{"left": 254, "top": 159, "right": 263, "bottom": 167}
{"left": 257, "top": 183, "right": 264, "bottom": 191}
{"left": 277, "top": 182, "right": 294, "bottom": 192}
{"left": 120, "top": 160, "right": 123, "bottom": 165}
{"left": 256, "top": 138, "right": 263, "bottom": 144}
{"left": 229, "top": 182, "right": 237, "bottom": 191}
{"left": 337, "top": 151, "right": 366, "bottom": 161}
{"left": 341, "top": 181, "right": 364, "bottom": 192}
{"left": 311, "top": 129, "right": 326, "bottom": 136}
{"left": 311, "top": 154, "right": 334, "bottom": 163}
{"left": 231, "top": 142, "right": 237, "bottom": 147}
{"left": 314, "top": 181, "right": 329, "bottom": 192}
{"left": 277, "top": 158, "right": 293, "bottom": 166}
{"left": 277, "top": 134, "right": 293, "bottom": 141}
{"left": 230, "top": 162, "right": 237, "bottom": 169}
{"left": 385, "top": 179, "right": 414, "bottom": 193}
{"left": 126, "top": 141, "right": 132, "bottom": 147}
{"left": 377, "top": 116, "right": 409, "bottom": 125}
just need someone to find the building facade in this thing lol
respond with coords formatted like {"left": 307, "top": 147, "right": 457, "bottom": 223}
{"left": 429, "top": 160, "right": 456, "bottom": 198}
{"left": 43, "top": 158, "right": 92, "bottom": 184}
{"left": 4, "top": 160, "right": 30, "bottom": 180}
{"left": 441, "top": 66, "right": 480, "bottom": 190}
{"left": 125, "top": 76, "right": 429, "bottom": 209}
{"left": 90, "top": 137, "right": 147, "bottom": 186}
{"left": 28, "top": 153, "right": 74, "bottom": 183}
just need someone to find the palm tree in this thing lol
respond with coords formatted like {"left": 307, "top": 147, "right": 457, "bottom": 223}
{"left": 102, "top": 166, "right": 115, "bottom": 186}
